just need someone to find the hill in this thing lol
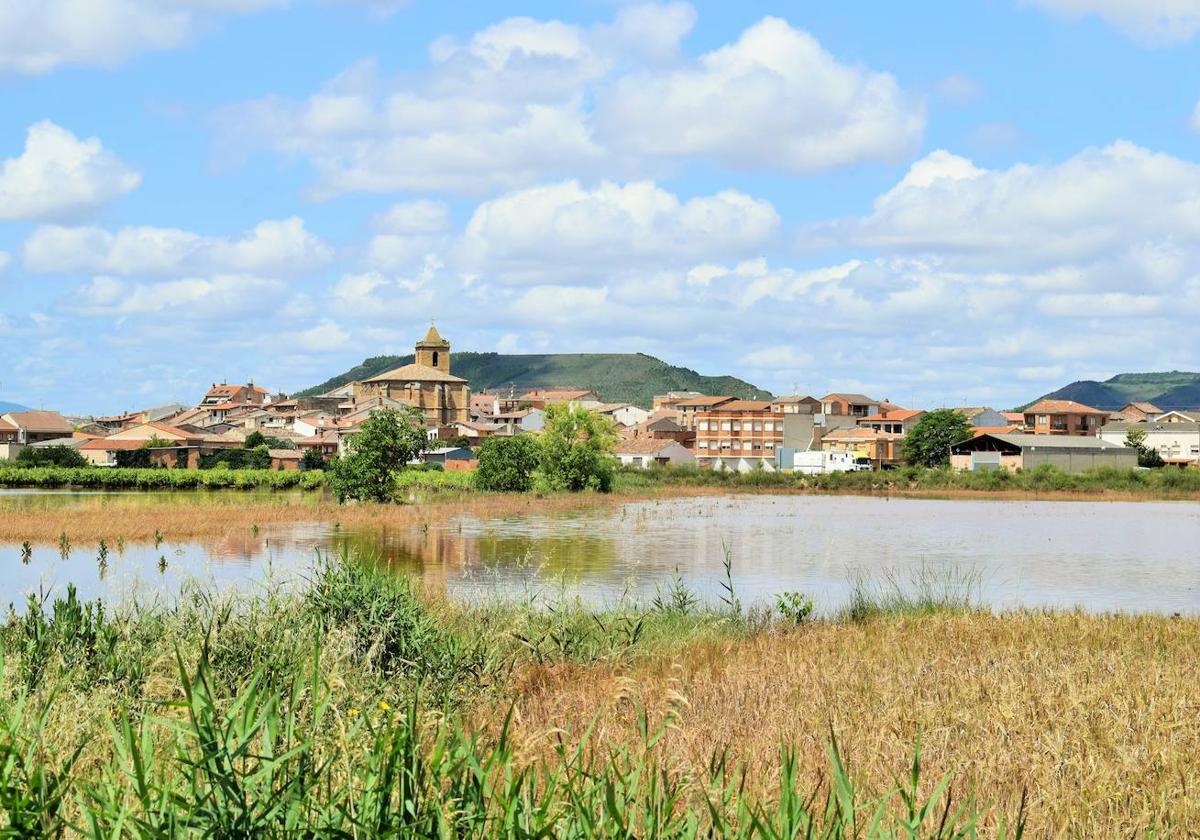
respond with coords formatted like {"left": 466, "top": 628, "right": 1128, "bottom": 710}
{"left": 0, "top": 401, "right": 29, "bottom": 414}
{"left": 299, "top": 352, "right": 772, "bottom": 408}
{"left": 1024, "top": 372, "right": 1200, "bottom": 411}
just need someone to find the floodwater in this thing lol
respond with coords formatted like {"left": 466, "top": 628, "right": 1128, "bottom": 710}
{"left": 2, "top": 490, "right": 1199, "bottom": 614}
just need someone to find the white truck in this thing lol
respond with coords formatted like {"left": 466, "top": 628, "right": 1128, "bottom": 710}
{"left": 789, "top": 450, "right": 872, "bottom": 474}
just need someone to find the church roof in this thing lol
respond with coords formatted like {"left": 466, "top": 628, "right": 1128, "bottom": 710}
{"left": 363, "top": 362, "right": 466, "bottom": 384}
{"left": 419, "top": 323, "right": 448, "bottom": 346}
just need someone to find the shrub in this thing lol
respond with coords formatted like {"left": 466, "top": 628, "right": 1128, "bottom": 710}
{"left": 14, "top": 446, "right": 87, "bottom": 468}
{"left": 475, "top": 435, "right": 541, "bottom": 492}
{"left": 903, "top": 409, "right": 974, "bottom": 468}
{"left": 539, "top": 403, "right": 618, "bottom": 492}
{"left": 299, "top": 448, "right": 327, "bottom": 471}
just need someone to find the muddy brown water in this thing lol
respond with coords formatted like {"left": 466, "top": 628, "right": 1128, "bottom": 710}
{"left": 2, "top": 490, "right": 1197, "bottom": 614}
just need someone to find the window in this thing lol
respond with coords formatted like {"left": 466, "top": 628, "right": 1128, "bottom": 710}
{"left": 698, "top": 421, "right": 709, "bottom": 431}
{"left": 631, "top": 457, "right": 643, "bottom": 467}
{"left": 752, "top": 442, "right": 762, "bottom": 451}
{"left": 432, "top": 351, "right": 439, "bottom": 367}
{"left": 764, "top": 421, "right": 775, "bottom": 432}
{"left": 1038, "top": 415, "right": 1048, "bottom": 425}
{"left": 720, "top": 421, "right": 731, "bottom": 431}
{"left": 765, "top": 442, "right": 775, "bottom": 450}
{"left": 721, "top": 440, "right": 731, "bottom": 450}
{"left": 753, "top": 422, "right": 763, "bottom": 431}
{"left": 732, "top": 440, "right": 741, "bottom": 450}
{"left": 698, "top": 440, "right": 709, "bottom": 449}
{"left": 732, "top": 421, "right": 741, "bottom": 431}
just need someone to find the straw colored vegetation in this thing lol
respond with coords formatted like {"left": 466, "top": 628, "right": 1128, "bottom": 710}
{"left": 494, "top": 609, "right": 1200, "bottom": 835}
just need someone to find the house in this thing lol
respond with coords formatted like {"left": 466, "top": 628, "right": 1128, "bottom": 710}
{"left": 199, "top": 382, "right": 268, "bottom": 408}
{"left": 518, "top": 389, "right": 601, "bottom": 410}
{"left": 491, "top": 408, "right": 545, "bottom": 434}
{"left": 1147, "top": 410, "right": 1200, "bottom": 424}
{"left": 354, "top": 325, "right": 470, "bottom": 426}
{"left": 820, "top": 427, "right": 905, "bottom": 470}
{"left": 954, "top": 407, "right": 1018, "bottom": 429}
{"left": 1021, "top": 399, "right": 1109, "bottom": 435}
{"left": 820, "top": 393, "right": 882, "bottom": 418}
{"left": 653, "top": 391, "right": 703, "bottom": 410}
{"left": 674, "top": 395, "right": 736, "bottom": 430}
{"left": 594, "top": 403, "right": 651, "bottom": 427}
{"left": 436, "top": 419, "right": 501, "bottom": 445}
{"left": 1099, "top": 421, "right": 1200, "bottom": 466}
{"left": 694, "top": 400, "right": 781, "bottom": 472}
{"left": 1108, "top": 402, "right": 1164, "bottom": 423}
{"left": 771, "top": 394, "right": 821, "bottom": 415}
{"left": 1, "top": 411, "right": 75, "bottom": 444}
{"left": 80, "top": 422, "right": 211, "bottom": 468}
{"left": 0, "top": 417, "right": 17, "bottom": 444}
{"left": 268, "top": 449, "right": 302, "bottom": 470}
{"left": 857, "top": 408, "right": 924, "bottom": 436}
{"left": 615, "top": 437, "right": 695, "bottom": 468}
{"left": 297, "top": 430, "right": 341, "bottom": 462}
{"left": 951, "top": 432, "right": 1136, "bottom": 473}
{"left": 470, "top": 393, "right": 501, "bottom": 419}
{"left": 420, "top": 446, "right": 477, "bottom": 471}
{"left": 625, "top": 411, "right": 692, "bottom": 445}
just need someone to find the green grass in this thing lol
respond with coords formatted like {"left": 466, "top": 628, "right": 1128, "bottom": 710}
{"left": 0, "top": 466, "right": 325, "bottom": 491}
{"left": 614, "top": 463, "right": 1200, "bottom": 496}
{"left": 0, "top": 556, "right": 1021, "bottom": 837}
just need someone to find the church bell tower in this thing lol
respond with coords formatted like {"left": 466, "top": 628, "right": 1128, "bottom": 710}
{"left": 415, "top": 323, "right": 451, "bottom": 373}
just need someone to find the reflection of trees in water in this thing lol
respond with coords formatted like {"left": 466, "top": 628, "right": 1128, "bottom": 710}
{"left": 327, "top": 523, "right": 619, "bottom": 589}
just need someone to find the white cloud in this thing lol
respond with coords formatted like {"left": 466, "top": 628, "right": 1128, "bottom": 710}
{"left": 72, "top": 273, "right": 289, "bottom": 318}
{"left": 815, "top": 142, "right": 1200, "bottom": 274}
{"left": 0, "top": 0, "right": 284, "bottom": 75}
{"left": 216, "top": 6, "right": 925, "bottom": 195}
{"left": 596, "top": 17, "right": 924, "bottom": 171}
{"left": 0, "top": 121, "right": 140, "bottom": 221}
{"left": 1191, "top": 99, "right": 1200, "bottom": 133}
{"left": 372, "top": 200, "right": 450, "bottom": 233}
{"left": 292, "top": 320, "right": 350, "bottom": 350}
{"left": 1024, "top": 0, "right": 1200, "bottom": 43}
{"left": 459, "top": 179, "right": 778, "bottom": 280}
{"left": 25, "top": 217, "right": 333, "bottom": 276}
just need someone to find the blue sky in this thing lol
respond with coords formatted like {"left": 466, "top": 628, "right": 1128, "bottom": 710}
{"left": 2, "top": 0, "right": 1200, "bottom": 414}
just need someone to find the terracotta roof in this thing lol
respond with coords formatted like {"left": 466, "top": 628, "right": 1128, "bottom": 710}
{"left": 268, "top": 449, "right": 302, "bottom": 460}
{"left": 823, "top": 427, "right": 904, "bottom": 441}
{"left": 859, "top": 409, "right": 923, "bottom": 422}
{"left": 703, "top": 400, "right": 773, "bottom": 412}
{"left": 363, "top": 363, "right": 466, "bottom": 384}
{"left": 525, "top": 389, "right": 597, "bottom": 401}
{"left": 80, "top": 438, "right": 152, "bottom": 451}
{"left": 675, "top": 395, "right": 734, "bottom": 408}
{"left": 822, "top": 393, "right": 876, "bottom": 404}
{"left": 0, "top": 418, "right": 15, "bottom": 432}
{"left": 1125, "top": 402, "right": 1162, "bottom": 413}
{"left": 772, "top": 394, "right": 817, "bottom": 404}
{"left": 3, "top": 411, "right": 74, "bottom": 434}
{"left": 1024, "top": 399, "right": 1108, "bottom": 415}
{"left": 1001, "top": 412, "right": 1025, "bottom": 423}
{"left": 616, "top": 437, "right": 684, "bottom": 454}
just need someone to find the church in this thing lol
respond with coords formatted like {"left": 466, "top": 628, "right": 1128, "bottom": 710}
{"left": 354, "top": 325, "right": 470, "bottom": 426}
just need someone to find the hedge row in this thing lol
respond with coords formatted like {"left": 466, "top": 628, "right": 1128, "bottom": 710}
{"left": 0, "top": 466, "right": 325, "bottom": 490}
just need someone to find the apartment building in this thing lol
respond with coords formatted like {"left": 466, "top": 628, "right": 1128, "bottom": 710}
{"left": 675, "top": 395, "right": 735, "bottom": 430}
{"left": 694, "top": 400, "right": 783, "bottom": 471}
{"left": 1021, "top": 399, "right": 1108, "bottom": 435}
{"left": 820, "top": 393, "right": 881, "bottom": 418}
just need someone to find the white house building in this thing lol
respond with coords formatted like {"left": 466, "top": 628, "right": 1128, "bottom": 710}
{"left": 1099, "top": 421, "right": 1200, "bottom": 465}
{"left": 614, "top": 438, "right": 695, "bottom": 468}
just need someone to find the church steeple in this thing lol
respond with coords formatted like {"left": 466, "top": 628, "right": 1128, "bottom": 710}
{"left": 415, "top": 321, "right": 450, "bottom": 373}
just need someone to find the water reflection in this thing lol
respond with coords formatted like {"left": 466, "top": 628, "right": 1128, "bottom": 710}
{"left": 3, "top": 492, "right": 1200, "bottom": 614}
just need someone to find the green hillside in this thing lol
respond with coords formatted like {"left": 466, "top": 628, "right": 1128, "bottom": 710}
{"left": 1025, "top": 371, "right": 1200, "bottom": 411}
{"left": 299, "top": 352, "right": 772, "bottom": 408}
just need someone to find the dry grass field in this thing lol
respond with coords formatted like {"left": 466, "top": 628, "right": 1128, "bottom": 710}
{"left": 489, "top": 610, "right": 1200, "bottom": 836}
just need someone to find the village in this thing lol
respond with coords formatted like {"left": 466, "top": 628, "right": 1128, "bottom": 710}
{"left": 0, "top": 325, "right": 1192, "bottom": 475}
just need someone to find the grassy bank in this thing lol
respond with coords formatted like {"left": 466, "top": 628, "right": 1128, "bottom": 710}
{"left": 0, "top": 557, "right": 1196, "bottom": 835}
{"left": 0, "top": 465, "right": 325, "bottom": 491}
{"left": 615, "top": 462, "right": 1200, "bottom": 499}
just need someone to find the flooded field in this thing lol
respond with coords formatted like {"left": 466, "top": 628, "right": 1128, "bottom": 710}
{"left": 3, "top": 490, "right": 1198, "bottom": 614}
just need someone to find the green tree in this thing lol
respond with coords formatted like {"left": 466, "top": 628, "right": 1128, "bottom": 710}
{"left": 539, "top": 403, "right": 618, "bottom": 492}
{"left": 903, "top": 409, "right": 974, "bottom": 468}
{"left": 16, "top": 445, "right": 87, "bottom": 468}
{"left": 447, "top": 434, "right": 474, "bottom": 450}
{"left": 243, "top": 430, "right": 266, "bottom": 449}
{"left": 300, "top": 448, "right": 327, "bottom": 471}
{"left": 1124, "top": 427, "right": 1164, "bottom": 468}
{"left": 329, "top": 406, "right": 429, "bottom": 502}
{"left": 475, "top": 435, "right": 541, "bottom": 491}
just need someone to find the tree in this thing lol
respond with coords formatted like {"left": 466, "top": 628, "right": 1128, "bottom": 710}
{"left": 903, "top": 409, "right": 974, "bottom": 468}
{"left": 447, "top": 434, "right": 474, "bottom": 450}
{"left": 539, "top": 403, "right": 618, "bottom": 492}
{"left": 475, "top": 435, "right": 541, "bottom": 491}
{"left": 329, "top": 406, "right": 429, "bottom": 502}
{"left": 300, "top": 448, "right": 327, "bottom": 471}
{"left": 1124, "top": 427, "right": 1164, "bottom": 468}
{"left": 16, "top": 445, "right": 87, "bottom": 468}
{"left": 244, "top": 430, "right": 266, "bottom": 449}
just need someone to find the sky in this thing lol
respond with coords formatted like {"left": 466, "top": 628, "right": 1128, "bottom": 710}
{"left": 2, "top": 0, "right": 1200, "bottom": 415}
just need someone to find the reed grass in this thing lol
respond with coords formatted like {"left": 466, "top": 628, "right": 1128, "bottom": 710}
{"left": 0, "top": 466, "right": 324, "bottom": 491}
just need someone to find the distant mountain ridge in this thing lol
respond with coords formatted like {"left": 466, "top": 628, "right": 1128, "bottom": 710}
{"left": 299, "top": 352, "right": 772, "bottom": 408}
{"left": 1025, "top": 372, "right": 1200, "bottom": 411}
{"left": 0, "top": 401, "right": 30, "bottom": 414}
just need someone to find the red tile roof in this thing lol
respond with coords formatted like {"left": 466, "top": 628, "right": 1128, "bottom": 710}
{"left": 1024, "top": 399, "right": 1108, "bottom": 415}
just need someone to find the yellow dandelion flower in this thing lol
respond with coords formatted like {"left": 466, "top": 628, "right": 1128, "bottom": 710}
{"left": 379, "top": 701, "right": 390, "bottom": 712}
{"left": 348, "top": 708, "right": 360, "bottom": 717}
